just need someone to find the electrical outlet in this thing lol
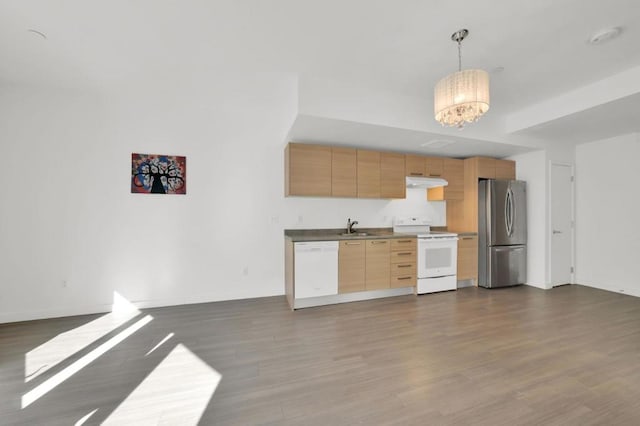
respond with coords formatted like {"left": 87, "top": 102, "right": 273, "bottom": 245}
{"left": 62, "top": 280, "right": 68, "bottom": 288}
{"left": 243, "top": 267, "right": 249, "bottom": 276}
{"left": 297, "top": 215, "right": 303, "bottom": 224}
{"left": 270, "top": 216, "right": 279, "bottom": 224}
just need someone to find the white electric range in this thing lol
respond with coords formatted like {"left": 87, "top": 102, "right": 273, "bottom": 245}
{"left": 393, "top": 217, "right": 458, "bottom": 294}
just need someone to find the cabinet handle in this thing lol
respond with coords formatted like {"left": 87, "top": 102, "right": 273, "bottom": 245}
{"left": 397, "top": 264, "right": 412, "bottom": 268}
{"left": 397, "top": 240, "right": 413, "bottom": 243}
{"left": 429, "top": 173, "right": 442, "bottom": 177}
{"left": 409, "top": 173, "right": 424, "bottom": 176}
{"left": 372, "top": 241, "right": 388, "bottom": 244}
{"left": 397, "top": 276, "right": 412, "bottom": 280}
{"left": 397, "top": 252, "right": 412, "bottom": 256}
{"left": 461, "top": 237, "right": 474, "bottom": 240}
{"left": 344, "top": 242, "right": 362, "bottom": 245}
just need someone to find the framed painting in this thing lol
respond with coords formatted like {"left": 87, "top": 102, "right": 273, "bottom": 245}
{"left": 131, "top": 153, "right": 187, "bottom": 195}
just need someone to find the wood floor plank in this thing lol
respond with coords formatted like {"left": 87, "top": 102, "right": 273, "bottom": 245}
{"left": 1, "top": 285, "right": 640, "bottom": 425}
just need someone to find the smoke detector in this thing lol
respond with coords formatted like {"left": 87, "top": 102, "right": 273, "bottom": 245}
{"left": 588, "top": 27, "right": 622, "bottom": 45}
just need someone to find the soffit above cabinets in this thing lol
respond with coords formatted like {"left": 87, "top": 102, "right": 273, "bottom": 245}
{"left": 288, "top": 115, "right": 536, "bottom": 159}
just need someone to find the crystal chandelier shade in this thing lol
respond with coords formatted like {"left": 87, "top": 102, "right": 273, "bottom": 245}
{"left": 434, "top": 29, "right": 490, "bottom": 128}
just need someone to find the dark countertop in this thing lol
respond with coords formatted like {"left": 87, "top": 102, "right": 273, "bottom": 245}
{"left": 285, "top": 228, "right": 418, "bottom": 242}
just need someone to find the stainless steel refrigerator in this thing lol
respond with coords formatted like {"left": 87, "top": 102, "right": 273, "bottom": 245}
{"left": 478, "top": 179, "right": 527, "bottom": 288}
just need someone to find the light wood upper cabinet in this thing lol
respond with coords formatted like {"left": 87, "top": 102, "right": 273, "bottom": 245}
{"left": 495, "top": 159, "right": 516, "bottom": 180}
{"left": 476, "top": 157, "right": 497, "bottom": 179}
{"left": 427, "top": 158, "right": 464, "bottom": 201}
{"left": 285, "top": 143, "right": 332, "bottom": 196}
{"left": 380, "top": 152, "right": 406, "bottom": 199}
{"left": 332, "top": 147, "right": 357, "bottom": 197}
{"left": 457, "top": 235, "right": 478, "bottom": 282}
{"left": 357, "top": 150, "right": 381, "bottom": 198}
{"left": 365, "top": 239, "right": 391, "bottom": 290}
{"left": 424, "top": 156, "right": 444, "bottom": 178}
{"left": 405, "top": 154, "right": 426, "bottom": 177}
{"left": 338, "top": 240, "right": 366, "bottom": 293}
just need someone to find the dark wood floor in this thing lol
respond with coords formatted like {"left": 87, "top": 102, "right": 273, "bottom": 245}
{"left": 2, "top": 285, "right": 640, "bottom": 425}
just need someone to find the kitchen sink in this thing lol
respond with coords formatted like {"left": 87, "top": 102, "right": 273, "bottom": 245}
{"left": 340, "top": 232, "right": 369, "bottom": 236}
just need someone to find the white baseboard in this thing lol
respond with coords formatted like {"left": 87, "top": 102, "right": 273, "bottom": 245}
{"left": 576, "top": 282, "right": 640, "bottom": 298}
{"left": 0, "top": 289, "right": 285, "bottom": 324}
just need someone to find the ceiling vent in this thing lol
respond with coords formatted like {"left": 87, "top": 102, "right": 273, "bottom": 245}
{"left": 420, "top": 139, "right": 456, "bottom": 149}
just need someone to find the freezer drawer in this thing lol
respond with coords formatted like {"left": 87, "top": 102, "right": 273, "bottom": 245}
{"left": 479, "top": 245, "right": 526, "bottom": 288}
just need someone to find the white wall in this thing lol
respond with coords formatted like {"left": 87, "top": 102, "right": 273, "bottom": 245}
{"left": 509, "top": 150, "right": 549, "bottom": 289}
{"left": 575, "top": 133, "right": 640, "bottom": 297}
{"left": 0, "top": 75, "right": 296, "bottom": 322}
{"left": 0, "top": 77, "right": 445, "bottom": 323}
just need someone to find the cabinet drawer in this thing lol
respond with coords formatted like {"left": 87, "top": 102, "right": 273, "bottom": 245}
{"left": 391, "top": 238, "right": 416, "bottom": 251}
{"left": 391, "top": 250, "right": 416, "bottom": 263}
{"left": 390, "top": 274, "right": 416, "bottom": 288}
{"left": 391, "top": 262, "right": 416, "bottom": 276}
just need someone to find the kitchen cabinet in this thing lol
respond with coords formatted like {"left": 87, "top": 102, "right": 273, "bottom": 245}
{"left": 380, "top": 152, "right": 406, "bottom": 199}
{"left": 285, "top": 143, "right": 332, "bottom": 196}
{"left": 495, "top": 159, "right": 516, "bottom": 180}
{"left": 457, "top": 235, "right": 478, "bottom": 282}
{"left": 338, "top": 240, "right": 366, "bottom": 293}
{"left": 357, "top": 150, "right": 381, "bottom": 198}
{"left": 365, "top": 239, "right": 391, "bottom": 290}
{"left": 332, "top": 147, "right": 357, "bottom": 197}
{"left": 424, "top": 156, "right": 444, "bottom": 178}
{"left": 427, "top": 158, "right": 464, "bottom": 201}
{"left": 390, "top": 238, "right": 416, "bottom": 288}
{"left": 476, "top": 157, "right": 497, "bottom": 179}
{"left": 405, "top": 154, "right": 426, "bottom": 177}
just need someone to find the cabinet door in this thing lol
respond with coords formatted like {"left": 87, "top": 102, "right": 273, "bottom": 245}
{"left": 428, "top": 158, "right": 463, "bottom": 201}
{"left": 357, "top": 150, "right": 381, "bottom": 198}
{"left": 338, "top": 241, "right": 366, "bottom": 293}
{"left": 286, "top": 143, "right": 332, "bottom": 196}
{"left": 332, "top": 147, "right": 357, "bottom": 197}
{"left": 424, "top": 156, "right": 444, "bottom": 178}
{"left": 405, "top": 154, "right": 426, "bottom": 177}
{"left": 380, "top": 152, "right": 406, "bottom": 199}
{"left": 495, "top": 159, "right": 516, "bottom": 180}
{"left": 365, "top": 239, "right": 391, "bottom": 290}
{"left": 476, "top": 157, "right": 496, "bottom": 179}
{"left": 457, "top": 235, "right": 478, "bottom": 281}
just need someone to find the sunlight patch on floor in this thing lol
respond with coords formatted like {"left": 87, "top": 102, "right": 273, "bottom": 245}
{"left": 74, "top": 408, "right": 99, "bottom": 425}
{"left": 102, "top": 344, "right": 221, "bottom": 425}
{"left": 21, "top": 314, "right": 153, "bottom": 408}
{"left": 145, "top": 332, "right": 174, "bottom": 356}
{"left": 25, "top": 292, "right": 140, "bottom": 382}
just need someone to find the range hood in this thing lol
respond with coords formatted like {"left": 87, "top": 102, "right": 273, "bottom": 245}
{"left": 406, "top": 176, "right": 448, "bottom": 188}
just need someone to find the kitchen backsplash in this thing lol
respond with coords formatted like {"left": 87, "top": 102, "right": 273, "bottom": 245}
{"left": 283, "top": 187, "right": 445, "bottom": 229}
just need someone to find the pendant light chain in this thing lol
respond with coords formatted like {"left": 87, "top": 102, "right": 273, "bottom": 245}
{"left": 458, "top": 40, "right": 462, "bottom": 72}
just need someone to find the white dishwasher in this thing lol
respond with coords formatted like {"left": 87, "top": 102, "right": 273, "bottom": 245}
{"left": 294, "top": 241, "right": 339, "bottom": 299}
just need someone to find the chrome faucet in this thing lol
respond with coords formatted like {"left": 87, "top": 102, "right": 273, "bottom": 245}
{"left": 347, "top": 218, "right": 359, "bottom": 234}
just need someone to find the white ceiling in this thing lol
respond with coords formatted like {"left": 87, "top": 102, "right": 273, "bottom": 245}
{"left": 1, "top": 0, "right": 639, "bottom": 150}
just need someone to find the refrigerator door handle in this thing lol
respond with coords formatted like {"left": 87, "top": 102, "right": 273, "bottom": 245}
{"left": 504, "top": 188, "right": 512, "bottom": 237}
{"left": 510, "top": 187, "right": 516, "bottom": 237}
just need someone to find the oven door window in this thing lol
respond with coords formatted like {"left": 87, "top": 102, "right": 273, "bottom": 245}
{"left": 419, "top": 239, "right": 458, "bottom": 278}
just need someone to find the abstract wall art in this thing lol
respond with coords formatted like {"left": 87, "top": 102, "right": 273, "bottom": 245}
{"left": 131, "top": 153, "right": 187, "bottom": 195}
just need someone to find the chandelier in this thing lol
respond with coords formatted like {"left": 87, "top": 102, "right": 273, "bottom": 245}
{"left": 434, "top": 29, "right": 490, "bottom": 128}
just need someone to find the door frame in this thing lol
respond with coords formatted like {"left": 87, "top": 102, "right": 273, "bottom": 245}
{"left": 547, "top": 161, "right": 576, "bottom": 286}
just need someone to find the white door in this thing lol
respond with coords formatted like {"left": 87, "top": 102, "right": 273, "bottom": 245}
{"left": 550, "top": 163, "right": 574, "bottom": 286}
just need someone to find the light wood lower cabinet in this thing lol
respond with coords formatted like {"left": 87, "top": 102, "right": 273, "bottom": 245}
{"left": 338, "top": 241, "right": 366, "bottom": 293}
{"left": 365, "top": 239, "right": 391, "bottom": 290}
{"left": 457, "top": 235, "right": 478, "bottom": 282}
{"left": 390, "top": 238, "right": 416, "bottom": 287}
